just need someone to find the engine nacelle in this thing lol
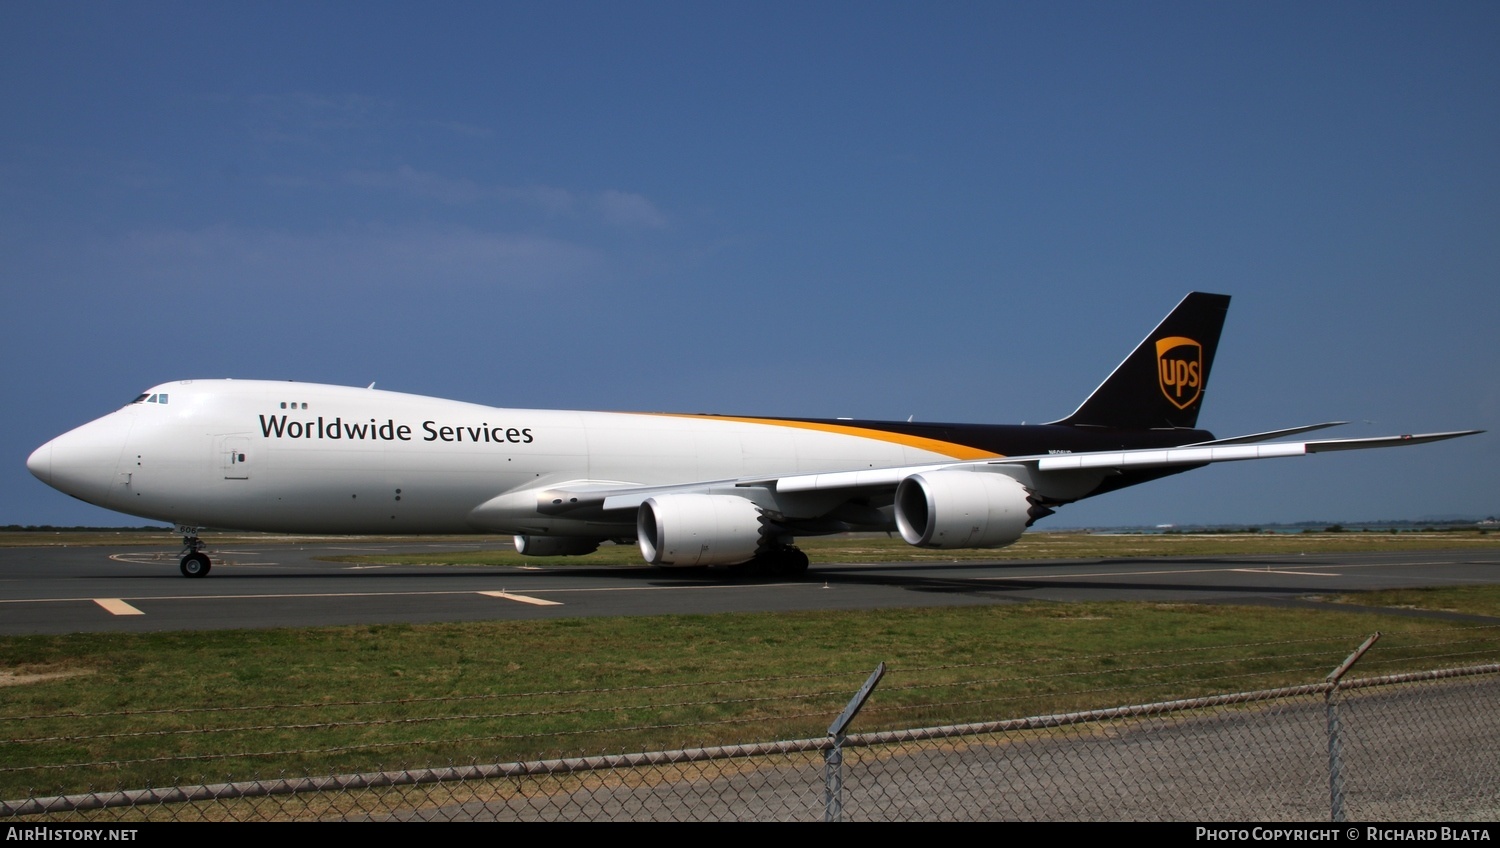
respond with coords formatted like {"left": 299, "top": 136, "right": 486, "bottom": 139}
{"left": 513, "top": 535, "right": 602, "bottom": 557}
{"left": 894, "top": 470, "right": 1034, "bottom": 549}
{"left": 637, "top": 493, "right": 766, "bottom": 567}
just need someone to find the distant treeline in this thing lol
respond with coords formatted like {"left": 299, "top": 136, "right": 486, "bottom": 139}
{"left": 1, "top": 525, "right": 172, "bottom": 532}
{"left": 1154, "top": 523, "right": 1490, "bottom": 535}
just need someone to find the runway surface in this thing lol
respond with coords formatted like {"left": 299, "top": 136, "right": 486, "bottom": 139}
{"left": 3, "top": 541, "right": 1499, "bottom": 634}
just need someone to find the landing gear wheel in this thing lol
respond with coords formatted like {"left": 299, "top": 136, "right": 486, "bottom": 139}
{"left": 731, "top": 546, "right": 810, "bottom": 578}
{"left": 781, "top": 547, "right": 810, "bottom": 576}
{"left": 180, "top": 551, "right": 211, "bottom": 578}
{"left": 176, "top": 526, "right": 211, "bottom": 578}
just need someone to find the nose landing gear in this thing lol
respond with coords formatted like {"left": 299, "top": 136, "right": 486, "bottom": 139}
{"left": 177, "top": 527, "right": 212, "bottom": 578}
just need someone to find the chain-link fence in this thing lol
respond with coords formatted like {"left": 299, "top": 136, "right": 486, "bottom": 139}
{"left": 5, "top": 631, "right": 1498, "bottom": 821}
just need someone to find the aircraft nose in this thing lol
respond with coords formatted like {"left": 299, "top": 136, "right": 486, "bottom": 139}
{"left": 27, "top": 420, "right": 129, "bottom": 506}
{"left": 26, "top": 442, "right": 52, "bottom": 485}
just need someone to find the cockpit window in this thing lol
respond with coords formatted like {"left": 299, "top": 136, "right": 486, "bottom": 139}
{"left": 130, "top": 393, "right": 170, "bottom": 405}
{"left": 130, "top": 393, "right": 150, "bottom": 404}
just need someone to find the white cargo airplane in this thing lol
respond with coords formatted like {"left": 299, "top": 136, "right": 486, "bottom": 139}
{"left": 27, "top": 293, "right": 1480, "bottom": 577}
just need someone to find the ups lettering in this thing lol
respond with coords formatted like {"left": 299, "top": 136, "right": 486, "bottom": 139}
{"left": 1159, "top": 359, "right": 1200, "bottom": 398}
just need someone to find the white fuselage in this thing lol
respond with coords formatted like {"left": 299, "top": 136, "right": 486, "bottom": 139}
{"left": 28, "top": 380, "right": 964, "bottom": 535}
{"left": 29, "top": 295, "right": 1483, "bottom": 578}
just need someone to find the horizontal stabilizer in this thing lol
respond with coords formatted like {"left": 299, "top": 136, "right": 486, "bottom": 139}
{"left": 1185, "top": 422, "right": 1348, "bottom": 447}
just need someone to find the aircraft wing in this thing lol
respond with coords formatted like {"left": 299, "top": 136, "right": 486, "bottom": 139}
{"left": 1024, "top": 429, "right": 1482, "bottom": 473}
{"left": 763, "top": 428, "right": 1483, "bottom": 496}
{"left": 542, "top": 428, "right": 1484, "bottom": 511}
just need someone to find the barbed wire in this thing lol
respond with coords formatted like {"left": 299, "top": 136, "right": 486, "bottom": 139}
{"left": 6, "top": 688, "right": 852, "bottom": 747}
{"left": 7, "top": 705, "right": 841, "bottom": 773}
{"left": 0, "top": 668, "right": 874, "bottom": 723}
{"left": 3, "top": 655, "right": 1360, "bottom": 755}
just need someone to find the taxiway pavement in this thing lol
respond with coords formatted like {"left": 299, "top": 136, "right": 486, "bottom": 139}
{"left": 3, "top": 541, "right": 1498, "bottom": 634}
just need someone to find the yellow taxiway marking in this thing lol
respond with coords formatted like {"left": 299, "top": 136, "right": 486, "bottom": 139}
{"left": 94, "top": 598, "right": 144, "bottom": 616}
{"left": 478, "top": 590, "right": 563, "bottom": 606}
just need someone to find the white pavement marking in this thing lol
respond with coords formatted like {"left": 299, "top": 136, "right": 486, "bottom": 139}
{"left": 1230, "top": 568, "right": 1341, "bottom": 577}
{"left": 478, "top": 590, "right": 563, "bottom": 606}
{"left": 94, "top": 598, "right": 144, "bottom": 616}
{"left": 109, "top": 552, "right": 284, "bottom": 566}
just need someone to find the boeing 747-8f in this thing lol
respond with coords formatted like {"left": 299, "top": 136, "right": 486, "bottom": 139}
{"left": 26, "top": 293, "right": 1481, "bottom": 577}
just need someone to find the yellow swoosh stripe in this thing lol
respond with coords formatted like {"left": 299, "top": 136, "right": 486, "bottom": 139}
{"left": 649, "top": 413, "right": 1003, "bottom": 461}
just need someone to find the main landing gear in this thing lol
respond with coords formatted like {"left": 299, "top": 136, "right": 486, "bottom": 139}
{"left": 730, "top": 545, "right": 810, "bottom": 578}
{"left": 177, "top": 527, "right": 211, "bottom": 578}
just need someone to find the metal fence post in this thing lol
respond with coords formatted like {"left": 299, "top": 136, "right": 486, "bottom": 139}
{"left": 1326, "top": 633, "right": 1380, "bottom": 823}
{"left": 824, "top": 663, "right": 885, "bottom": 822}
{"left": 824, "top": 735, "right": 844, "bottom": 822}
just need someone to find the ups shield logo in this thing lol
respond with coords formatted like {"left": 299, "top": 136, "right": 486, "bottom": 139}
{"left": 1156, "top": 336, "right": 1203, "bottom": 410}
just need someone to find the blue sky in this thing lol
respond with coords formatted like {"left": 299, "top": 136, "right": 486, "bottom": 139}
{"left": 4, "top": 1, "right": 1496, "bottom": 528}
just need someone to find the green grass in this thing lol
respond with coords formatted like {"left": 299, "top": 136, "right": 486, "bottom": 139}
{"left": 320, "top": 529, "right": 1500, "bottom": 566}
{"left": 3, "top": 530, "right": 1498, "bottom": 801}
{"left": 1327, "top": 584, "right": 1500, "bottom": 618}
{"left": 4, "top": 598, "right": 1499, "bottom": 800}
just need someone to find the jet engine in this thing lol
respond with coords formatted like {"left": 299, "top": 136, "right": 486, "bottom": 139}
{"left": 513, "top": 535, "right": 602, "bottom": 557}
{"left": 637, "top": 493, "right": 766, "bottom": 567}
{"left": 894, "top": 470, "right": 1041, "bottom": 549}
